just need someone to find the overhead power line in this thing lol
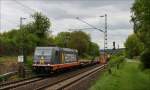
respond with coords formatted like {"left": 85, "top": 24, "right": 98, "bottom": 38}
{"left": 76, "top": 17, "right": 104, "bottom": 32}
{"left": 69, "top": 28, "right": 95, "bottom": 31}
{"left": 14, "top": 0, "right": 36, "bottom": 14}
{"left": 75, "top": 16, "right": 108, "bottom": 52}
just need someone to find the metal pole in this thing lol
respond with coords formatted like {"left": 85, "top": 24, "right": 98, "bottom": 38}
{"left": 20, "top": 17, "right": 26, "bottom": 62}
{"left": 19, "top": 17, "right": 26, "bottom": 78}
{"left": 20, "top": 17, "right": 22, "bottom": 30}
{"left": 0, "top": 0, "right": 1, "bottom": 33}
{"left": 104, "top": 14, "right": 107, "bottom": 53}
{"left": 20, "top": 17, "right": 23, "bottom": 56}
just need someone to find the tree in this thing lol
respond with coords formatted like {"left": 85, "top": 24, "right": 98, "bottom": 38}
{"left": 88, "top": 42, "right": 100, "bottom": 57}
{"left": 30, "top": 12, "right": 51, "bottom": 46}
{"left": 131, "top": 0, "right": 150, "bottom": 48}
{"left": 131, "top": 0, "right": 150, "bottom": 68}
{"left": 68, "top": 31, "right": 90, "bottom": 56}
{"left": 0, "top": 12, "right": 53, "bottom": 56}
{"left": 124, "top": 34, "right": 144, "bottom": 58}
{"left": 54, "top": 32, "right": 71, "bottom": 47}
{"left": 141, "top": 49, "right": 150, "bottom": 68}
{"left": 55, "top": 31, "right": 100, "bottom": 58}
{"left": 31, "top": 12, "right": 51, "bottom": 37}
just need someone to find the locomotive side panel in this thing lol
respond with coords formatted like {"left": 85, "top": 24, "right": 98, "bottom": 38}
{"left": 62, "top": 48, "right": 78, "bottom": 64}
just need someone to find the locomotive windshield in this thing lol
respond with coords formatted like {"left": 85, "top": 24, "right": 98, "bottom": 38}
{"left": 34, "top": 47, "right": 52, "bottom": 56}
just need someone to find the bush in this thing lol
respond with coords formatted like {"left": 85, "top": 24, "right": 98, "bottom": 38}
{"left": 124, "top": 34, "right": 144, "bottom": 59}
{"left": 108, "top": 55, "right": 124, "bottom": 67}
{"left": 25, "top": 56, "right": 33, "bottom": 69}
{"left": 0, "top": 76, "right": 6, "bottom": 82}
{"left": 141, "top": 49, "right": 150, "bottom": 68}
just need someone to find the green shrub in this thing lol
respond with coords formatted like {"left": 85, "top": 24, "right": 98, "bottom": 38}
{"left": 25, "top": 56, "right": 33, "bottom": 69}
{"left": 108, "top": 55, "right": 124, "bottom": 67}
{"left": 90, "top": 62, "right": 150, "bottom": 90}
{"left": 0, "top": 76, "right": 6, "bottom": 82}
{"left": 141, "top": 49, "right": 150, "bottom": 68}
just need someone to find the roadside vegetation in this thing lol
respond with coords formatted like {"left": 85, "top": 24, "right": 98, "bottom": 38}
{"left": 0, "top": 56, "right": 17, "bottom": 63}
{"left": 124, "top": 34, "right": 144, "bottom": 59}
{"left": 0, "top": 56, "right": 34, "bottom": 82}
{"left": 90, "top": 60, "right": 150, "bottom": 90}
{"left": 0, "top": 56, "right": 18, "bottom": 74}
{"left": 108, "top": 52, "right": 124, "bottom": 68}
{"left": 125, "top": 0, "right": 150, "bottom": 68}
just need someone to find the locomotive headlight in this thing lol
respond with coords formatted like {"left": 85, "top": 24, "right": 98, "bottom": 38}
{"left": 40, "top": 56, "right": 45, "bottom": 64}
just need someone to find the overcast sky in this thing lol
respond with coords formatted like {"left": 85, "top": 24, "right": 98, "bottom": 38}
{"left": 0, "top": 0, "right": 134, "bottom": 49}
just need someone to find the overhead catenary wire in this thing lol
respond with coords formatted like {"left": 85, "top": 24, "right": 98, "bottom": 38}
{"left": 13, "top": 0, "right": 37, "bottom": 15}
{"left": 0, "top": 0, "right": 33, "bottom": 32}
{"left": 69, "top": 28, "right": 95, "bottom": 31}
{"left": 76, "top": 17, "right": 104, "bottom": 32}
{"left": 75, "top": 16, "right": 108, "bottom": 51}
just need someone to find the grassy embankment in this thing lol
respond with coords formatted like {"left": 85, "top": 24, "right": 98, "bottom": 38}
{"left": 0, "top": 56, "right": 33, "bottom": 68}
{"left": 0, "top": 56, "right": 33, "bottom": 81}
{"left": 90, "top": 57, "right": 150, "bottom": 90}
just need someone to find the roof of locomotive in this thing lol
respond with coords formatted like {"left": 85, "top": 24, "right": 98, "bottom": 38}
{"left": 35, "top": 47, "right": 78, "bottom": 52}
{"left": 35, "top": 46, "right": 60, "bottom": 50}
{"left": 36, "top": 47, "right": 52, "bottom": 49}
{"left": 62, "top": 48, "right": 78, "bottom": 52}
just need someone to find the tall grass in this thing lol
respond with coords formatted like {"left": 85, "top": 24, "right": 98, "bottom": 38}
{"left": 0, "top": 56, "right": 17, "bottom": 63}
{"left": 90, "top": 62, "right": 150, "bottom": 90}
{"left": 25, "top": 56, "right": 33, "bottom": 69}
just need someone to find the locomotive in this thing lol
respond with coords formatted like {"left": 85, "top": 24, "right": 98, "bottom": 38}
{"left": 32, "top": 47, "right": 79, "bottom": 72}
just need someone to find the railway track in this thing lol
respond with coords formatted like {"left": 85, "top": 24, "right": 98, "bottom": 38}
{"left": 0, "top": 64, "right": 106, "bottom": 90}
{"left": 38, "top": 64, "right": 106, "bottom": 90}
{"left": 0, "top": 76, "right": 43, "bottom": 90}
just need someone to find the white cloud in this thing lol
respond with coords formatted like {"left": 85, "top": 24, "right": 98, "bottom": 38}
{"left": 0, "top": 0, "right": 134, "bottom": 49}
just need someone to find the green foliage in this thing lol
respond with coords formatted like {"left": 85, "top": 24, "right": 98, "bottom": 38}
{"left": 88, "top": 42, "right": 100, "bottom": 57}
{"left": 31, "top": 12, "right": 51, "bottom": 38}
{"left": 108, "top": 55, "right": 124, "bottom": 68}
{"left": 54, "top": 32, "right": 71, "bottom": 47}
{"left": 0, "top": 30, "right": 20, "bottom": 55}
{"left": 55, "top": 31, "right": 100, "bottom": 58}
{"left": 25, "top": 56, "right": 33, "bottom": 69}
{"left": 68, "top": 31, "right": 90, "bottom": 56}
{"left": 0, "top": 12, "right": 53, "bottom": 55}
{"left": 131, "top": 0, "right": 150, "bottom": 68}
{"left": 90, "top": 62, "right": 150, "bottom": 90}
{"left": 124, "top": 34, "right": 144, "bottom": 58}
{"left": 141, "top": 49, "right": 150, "bottom": 68}
{"left": 0, "top": 76, "right": 6, "bottom": 82}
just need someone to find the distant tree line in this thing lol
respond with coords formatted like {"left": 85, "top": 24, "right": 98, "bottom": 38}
{"left": 0, "top": 12, "right": 99, "bottom": 59}
{"left": 125, "top": 0, "right": 150, "bottom": 68}
{"left": 54, "top": 31, "right": 100, "bottom": 58}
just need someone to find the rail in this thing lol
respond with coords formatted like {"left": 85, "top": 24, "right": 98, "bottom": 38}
{"left": 36, "top": 64, "right": 107, "bottom": 90}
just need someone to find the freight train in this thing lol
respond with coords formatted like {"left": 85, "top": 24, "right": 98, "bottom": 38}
{"left": 32, "top": 46, "right": 107, "bottom": 73}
